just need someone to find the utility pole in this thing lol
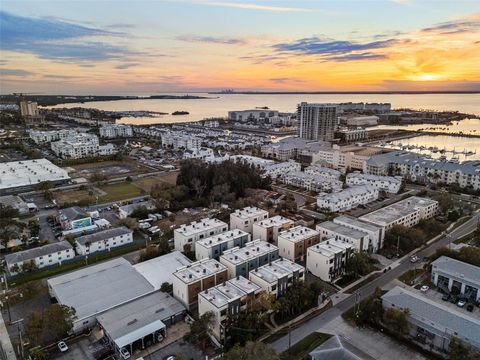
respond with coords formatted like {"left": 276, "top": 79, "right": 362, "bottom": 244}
{"left": 288, "top": 323, "right": 292, "bottom": 355}
{"left": 396, "top": 236, "right": 400, "bottom": 258}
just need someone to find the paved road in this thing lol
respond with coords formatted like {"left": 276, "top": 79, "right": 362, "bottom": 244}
{"left": 272, "top": 212, "right": 480, "bottom": 353}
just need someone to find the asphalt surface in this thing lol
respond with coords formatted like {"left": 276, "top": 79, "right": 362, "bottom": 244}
{"left": 272, "top": 211, "right": 480, "bottom": 353}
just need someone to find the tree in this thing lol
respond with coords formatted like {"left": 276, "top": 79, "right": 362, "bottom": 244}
{"left": 29, "top": 347, "right": 48, "bottom": 360}
{"left": 187, "top": 311, "right": 215, "bottom": 352}
{"left": 89, "top": 171, "right": 107, "bottom": 183}
{"left": 43, "top": 190, "right": 54, "bottom": 201}
{"left": 0, "top": 204, "right": 19, "bottom": 219}
{"left": 129, "top": 205, "right": 150, "bottom": 219}
{"left": 383, "top": 308, "right": 410, "bottom": 335}
{"left": 346, "top": 252, "right": 376, "bottom": 277}
{"left": 448, "top": 337, "right": 480, "bottom": 360}
{"left": 118, "top": 217, "right": 138, "bottom": 230}
{"left": 35, "top": 181, "right": 53, "bottom": 192}
{"left": 0, "top": 224, "right": 18, "bottom": 251}
{"left": 28, "top": 218, "right": 41, "bottom": 238}
{"left": 26, "top": 304, "right": 75, "bottom": 347}
{"left": 222, "top": 341, "right": 279, "bottom": 360}
{"left": 435, "top": 192, "right": 454, "bottom": 215}
{"left": 160, "top": 282, "right": 173, "bottom": 294}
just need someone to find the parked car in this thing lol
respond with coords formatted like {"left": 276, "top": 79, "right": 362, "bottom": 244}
{"left": 457, "top": 299, "right": 466, "bottom": 308}
{"left": 410, "top": 255, "right": 419, "bottom": 263}
{"left": 58, "top": 341, "right": 68, "bottom": 352}
{"left": 420, "top": 285, "right": 429, "bottom": 293}
{"left": 441, "top": 293, "right": 450, "bottom": 301}
{"left": 120, "top": 348, "right": 131, "bottom": 359}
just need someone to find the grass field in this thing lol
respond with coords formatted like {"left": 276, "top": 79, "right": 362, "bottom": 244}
{"left": 55, "top": 189, "right": 94, "bottom": 205}
{"left": 98, "top": 182, "right": 144, "bottom": 202}
{"left": 281, "top": 332, "right": 331, "bottom": 360}
{"left": 133, "top": 172, "right": 178, "bottom": 192}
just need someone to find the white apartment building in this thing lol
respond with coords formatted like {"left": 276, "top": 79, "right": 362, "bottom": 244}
{"left": 228, "top": 109, "right": 279, "bottom": 122}
{"left": 172, "top": 259, "right": 228, "bottom": 308}
{"left": 359, "top": 196, "right": 439, "bottom": 231}
{"left": 174, "top": 218, "right": 228, "bottom": 252}
{"left": 161, "top": 132, "right": 201, "bottom": 150}
{"left": 317, "top": 185, "right": 379, "bottom": 212}
{"left": 304, "top": 164, "right": 342, "bottom": 180}
{"left": 333, "top": 215, "right": 384, "bottom": 252}
{"left": 337, "top": 128, "right": 368, "bottom": 143}
{"left": 306, "top": 239, "right": 354, "bottom": 282}
{"left": 29, "top": 129, "right": 78, "bottom": 144}
{"left": 5, "top": 241, "right": 74, "bottom": 275}
{"left": 195, "top": 229, "right": 251, "bottom": 260}
{"left": 310, "top": 144, "right": 381, "bottom": 172}
{"left": 99, "top": 124, "right": 133, "bottom": 138}
{"left": 281, "top": 171, "right": 343, "bottom": 193}
{"left": 263, "top": 161, "right": 301, "bottom": 178}
{"left": 230, "top": 206, "right": 269, "bottom": 234}
{"left": 261, "top": 137, "right": 330, "bottom": 162}
{"left": 346, "top": 172, "right": 402, "bottom": 193}
{"left": 298, "top": 103, "right": 337, "bottom": 141}
{"left": 75, "top": 227, "right": 133, "bottom": 255}
{"left": 219, "top": 240, "right": 279, "bottom": 278}
{"left": 249, "top": 258, "right": 305, "bottom": 298}
{"left": 366, "top": 151, "right": 480, "bottom": 191}
{"left": 252, "top": 215, "right": 294, "bottom": 245}
{"left": 51, "top": 133, "right": 116, "bottom": 159}
{"left": 316, "top": 221, "right": 370, "bottom": 252}
{"left": 277, "top": 226, "right": 320, "bottom": 262}
{"left": 198, "top": 276, "right": 262, "bottom": 340}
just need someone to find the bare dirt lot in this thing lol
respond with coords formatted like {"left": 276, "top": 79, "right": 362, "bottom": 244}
{"left": 70, "top": 161, "right": 152, "bottom": 179}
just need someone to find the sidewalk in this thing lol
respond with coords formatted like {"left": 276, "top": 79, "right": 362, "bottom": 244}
{"left": 0, "top": 311, "right": 16, "bottom": 360}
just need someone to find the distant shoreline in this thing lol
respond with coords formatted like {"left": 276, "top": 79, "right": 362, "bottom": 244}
{"left": 209, "top": 91, "right": 480, "bottom": 95}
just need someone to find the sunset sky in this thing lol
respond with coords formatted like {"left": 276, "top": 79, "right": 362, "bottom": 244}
{"left": 1, "top": 0, "right": 479, "bottom": 94}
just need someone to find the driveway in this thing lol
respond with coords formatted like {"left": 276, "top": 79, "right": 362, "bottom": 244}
{"left": 142, "top": 339, "right": 203, "bottom": 360}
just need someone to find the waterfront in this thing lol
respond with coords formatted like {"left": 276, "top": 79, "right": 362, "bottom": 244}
{"left": 48, "top": 93, "right": 480, "bottom": 125}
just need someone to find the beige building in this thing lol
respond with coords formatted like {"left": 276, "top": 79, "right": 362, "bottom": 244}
{"left": 172, "top": 259, "right": 228, "bottom": 309}
{"left": 174, "top": 218, "right": 228, "bottom": 252}
{"left": 230, "top": 206, "right": 269, "bottom": 233}
{"left": 277, "top": 226, "right": 320, "bottom": 262}
{"left": 252, "top": 215, "right": 294, "bottom": 245}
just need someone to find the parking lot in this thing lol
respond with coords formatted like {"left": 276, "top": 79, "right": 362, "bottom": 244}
{"left": 143, "top": 339, "right": 203, "bottom": 360}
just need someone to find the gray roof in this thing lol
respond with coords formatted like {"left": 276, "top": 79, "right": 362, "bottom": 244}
{"left": 5, "top": 241, "right": 73, "bottom": 265}
{"left": 333, "top": 215, "right": 382, "bottom": 233}
{"left": 382, "top": 286, "right": 480, "bottom": 347}
{"left": 431, "top": 256, "right": 480, "bottom": 286}
{"left": 75, "top": 226, "right": 132, "bottom": 246}
{"left": 309, "top": 335, "right": 375, "bottom": 360}
{"left": 97, "top": 291, "right": 185, "bottom": 346}
{"left": 47, "top": 258, "right": 155, "bottom": 321}
{"left": 60, "top": 206, "right": 88, "bottom": 221}
{"left": 317, "top": 221, "right": 368, "bottom": 240}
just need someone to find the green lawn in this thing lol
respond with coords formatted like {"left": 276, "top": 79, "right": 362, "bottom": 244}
{"left": 98, "top": 182, "right": 144, "bottom": 202}
{"left": 281, "top": 332, "right": 331, "bottom": 360}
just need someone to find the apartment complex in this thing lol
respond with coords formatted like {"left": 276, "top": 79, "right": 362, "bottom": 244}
{"left": 306, "top": 239, "right": 354, "bottom": 282}
{"left": 198, "top": 276, "right": 262, "bottom": 340}
{"left": 346, "top": 172, "right": 403, "bottom": 193}
{"left": 431, "top": 256, "right": 480, "bottom": 301}
{"left": 195, "top": 229, "right": 251, "bottom": 260}
{"left": 230, "top": 206, "right": 269, "bottom": 233}
{"left": 29, "top": 129, "right": 77, "bottom": 144}
{"left": 99, "top": 124, "right": 133, "bottom": 138}
{"left": 333, "top": 215, "right": 384, "bottom": 252}
{"left": 281, "top": 171, "right": 343, "bottom": 193}
{"left": 219, "top": 240, "right": 279, "bottom": 278}
{"left": 261, "top": 137, "right": 331, "bottom": 162}
{"left": 316, "top": 221, "right": 371, "bottom": 252}
{"left": 161, "top": 132, "right": 201, "bottom": 150}
{"left": 317, "top": 185, "right": 379, "bottom": 212}
{"left": 359, "top": 196, "right": 439, "bottom": 231}
{"left": 277, "top": 225, "right": 320, "bottom": 262}
{"left": 336, "top": 128, "right": 368, "bottom": 143}
{"left": 249, "top": 258, "right": 305, "bottom": 298}
{"left": 366, "top": 151, "right": 480, "bottom": 190}
{"left": 304, "top": 164, "right": 342, "bottom": 180}
{"left": 75, "top": 227, "right": 133, "bottom": 255}
{"left": 172, "top": 259, "right": 228, "bottom": 308}
{"left": 228, "top": 109, "right": 279, "bottom": 122}
{"left": 51, "top": 133, "right": 115, "bottom": 159}
{"left": 298, "top": 103, "right": 337, "bottom": 141}
{"left": 263, "top": 161, "right": 301, "bottom": 178}
{"left": 230, "top": 155, "right": 275, "bottom": 169}
{"left": 174, "top": 218, "right": 228, "bottom": 252}
{"left": 0, "top": 159, "right": 70, "bottom": 195}
{"left": 252, "top": 215, "right": 294, "bottom": 245}
{"left": 5, "top": 241, "right": 74, "bottom": 275}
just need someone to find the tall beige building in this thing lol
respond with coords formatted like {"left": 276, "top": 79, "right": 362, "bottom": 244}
{"left": 298, "top": 102, "right": 337, "bottom": 141}
{"left": 19, "top": 100, "right": 39, "bottom": 117}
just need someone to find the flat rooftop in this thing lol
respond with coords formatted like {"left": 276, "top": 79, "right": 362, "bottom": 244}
{"left": 254, "top": 215, "right": 293, "bottom": 228}
{"left": 382, "top": 286, "right": 480, "bottom": 347}
{"left": 308, "top": 239, "right": 353, "bottom": 257}
{"left": 5, "top": 241, "right": 72, "bottom": 265}
{"left": 278, "top": 225, "right": 319, "bottom": 243}
{"left": 196, "top": 229, "right": 249, "bottom": 249}
{"left": 431, "top": 256, "right": 480, "bottom": 286}
{"left": 47, "top": 258, "right": 155, "bottom": 321}
{"left": 317, "top": 185, "right": 376, "bottom": 203}
{"left": 316, "top": 221, "right": 368, "bottom": 240}
{"left": 97, "top": 291, "right": 185, "bottom": 349}
{"left": 230, "top": 206, "right": 268, "bottom": 220}
{"left": 133, "top": 251, "right": 192, "bottom": 290}
{"left": 0, "top": 159, "right": 70, "bottom": 190}
{"left": 359, "top": 196, "right": 438, "bottom": 226}
{"left": 174, "top": 218, "right": 227, "bottom": 236}
{"left": 347, "top": 172, "right": 402, "bottom": 184}
{"left": 199, "top": 276, "right": 261, "bottom": 309}
{"left": 173, "top": 258, "right": 226, "bottom": 284}
{"left": 333, "top": 215, "right": 382, "bottom": 233}
{"left": 220, "top": 240, "right": 278, "bottom": 265}
{"left": 250, "top": 258, "right": 304, "bottom": 284}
